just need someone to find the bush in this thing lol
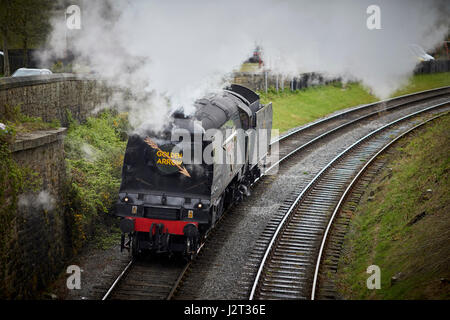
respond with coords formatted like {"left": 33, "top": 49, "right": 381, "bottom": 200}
{"left": 51, "top": 61, "right": 72, "bottom": 73}
{"left": 63, "top": 110, "right": 128, "bottom": 252}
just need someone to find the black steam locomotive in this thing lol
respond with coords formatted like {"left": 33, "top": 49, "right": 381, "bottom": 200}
{"left": 114, "top": 84, "right": 272, "bottom": 259}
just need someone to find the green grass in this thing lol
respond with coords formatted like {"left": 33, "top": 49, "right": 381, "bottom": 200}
{"left": 392, "top": 72, "right": 450, "bottom": 96}
{"left": 259, "top": 82, "right": 378, "bottom": 133}
{"left": 336, "top": 114, "right": 450, "bottom": 299}
{"left": 260, "top": 72, "right": 450, "bottom": 133}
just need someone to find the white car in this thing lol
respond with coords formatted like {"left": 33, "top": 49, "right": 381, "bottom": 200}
{"left": 11, "top": 68, "right": 53, "bottom": 77}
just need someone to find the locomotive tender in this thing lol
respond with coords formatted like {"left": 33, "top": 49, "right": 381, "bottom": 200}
{"left": 115, "top": 84, "right": 273, "bottom": 258}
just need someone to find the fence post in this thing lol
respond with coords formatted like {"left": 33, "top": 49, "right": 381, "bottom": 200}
{"left": 264, "top": 70, "right": 268, "bottom": 94}
{"left": 276, "top": 73, "right": 279, "bottom": 92}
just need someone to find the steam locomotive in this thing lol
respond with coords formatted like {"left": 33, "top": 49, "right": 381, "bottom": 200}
{"left": 114, "top": 84, "right": 272, "bottom": 259}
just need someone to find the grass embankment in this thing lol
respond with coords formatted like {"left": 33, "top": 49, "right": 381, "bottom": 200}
{"left": 64, "top": 111, "right": 129, "bottom": 252}
{"left": 259, "top": 72, "right": 450, "bottom": 134}
{"left": 393, "top": 72, "right": 450, "bottom": 97}
{"left": 259, "top": 82, "right": 377, "bottom": 133}
{"left": 336, "top": 113, "right": 450, "bottom": 299}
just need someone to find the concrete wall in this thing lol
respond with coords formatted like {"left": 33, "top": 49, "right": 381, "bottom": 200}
{"left": 3, "top": 129, "right": 69, "bottom": 298}
{"left": 0, "top": 74, "right": 110, "bottom": 126}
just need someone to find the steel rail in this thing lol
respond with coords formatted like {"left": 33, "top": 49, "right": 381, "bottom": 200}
{"left": 166, "top": 241, "right": 206, "bottom": 300}
{"left": 310, "top": 110, "right": 449, "bottom": 300}
{"left": 249, "top": 101, "right": 449, "bottom": 300}
{"left": 101, "top": 258, "right": 135, "bottom": 300}
{"left": 103, "top": 200, "right": 223, "bottom": 300}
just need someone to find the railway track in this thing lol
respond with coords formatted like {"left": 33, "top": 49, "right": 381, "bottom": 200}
{"left": 312, "top": 112, "right": 449, "bottom": 300}
{"left": 270, "top": 86, "right": 449, "bottom": 169}
{"left": 248, "top": 102, "right": 449, "bottom": 300}
{"left": 100, "top": 87, "right": 449, "bottom": 300}
{"left": 101, "top": 258, "right": 183, "bottom": 300}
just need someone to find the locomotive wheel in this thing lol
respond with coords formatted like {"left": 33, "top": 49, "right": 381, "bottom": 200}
{"left": 131, "top": 233, "right": 141, "bottom": 259}
{"left": 120, "top": 234, "right": 125, "bottom": 252}
{"left": 253, "top": 167, "right": 261, "bottom": 182}
{"left": 183, "top": 238, "right": 196, "bottom": 261}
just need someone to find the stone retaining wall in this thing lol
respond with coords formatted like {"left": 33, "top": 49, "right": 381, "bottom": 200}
{"left": 0, "top": 74, "right": 110, "bottom": 126}
{"left": 4, "top": 129, "right": 70, "bottom": 298}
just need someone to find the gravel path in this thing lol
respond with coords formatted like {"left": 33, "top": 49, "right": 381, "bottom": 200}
{"left": 45, "top": 242, "right": 130, "bottom": 299}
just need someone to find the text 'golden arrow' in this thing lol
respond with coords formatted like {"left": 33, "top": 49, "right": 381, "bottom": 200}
{"left": 144, "top": 137, "right": 191, "bottom": 178}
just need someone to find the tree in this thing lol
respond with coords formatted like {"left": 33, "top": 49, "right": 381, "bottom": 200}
{"left": 0, "top": 0, "right": 13, "bottom": 76}
{"left": 11, "top": 0, "right": 52, "bottom": 67}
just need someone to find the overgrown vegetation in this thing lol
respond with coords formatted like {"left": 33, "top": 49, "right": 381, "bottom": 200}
{"left": 50, "top": 61, "right": 73, "bottom": 74}
{"left": 63, "top": 110, "right": 129, "bottom": 252}
{"left": 260, "top": 72, "right": 450, "bottom": 134}
{"left": 0, "top": 0, "right": 53, "bottom": 74}
{"left": 336, "top": 113, "right": 450, "bottom": 299}
{"left": 1, "top": 104, "right": 60, "bottom": 134}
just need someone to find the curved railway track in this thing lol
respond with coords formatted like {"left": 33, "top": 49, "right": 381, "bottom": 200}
{"left": 270, "top": 86, "right": 449, "bottom": 170}
{"left": 248, "top": 102, "right": 449, "bottom": 300}
{"left": 311, "top": 111, "right": 449, "bottom": 300}
{"left": 100, "top": 87, "right": 449, "bottom": 300}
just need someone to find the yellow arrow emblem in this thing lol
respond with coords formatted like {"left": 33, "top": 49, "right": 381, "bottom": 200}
{"left": 144, "top": 137, "right": 191, "bottom": 178}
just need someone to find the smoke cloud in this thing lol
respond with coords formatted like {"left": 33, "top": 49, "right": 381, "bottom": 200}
{"left": 80, "top": 143, "right": 99, "bottom": 162}
{"left": 40, "top": 0, "right": 449, "bottom": 130}
{"left": 18, "top": 190, "right": 56, "bottom": 212}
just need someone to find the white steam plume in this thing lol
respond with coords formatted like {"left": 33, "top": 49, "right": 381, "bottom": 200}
{"left": 18, "top": 190, "right": 56, "bottom": 212}
{"left": 40, "top": 0, "right": 449, "bottom": 130}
